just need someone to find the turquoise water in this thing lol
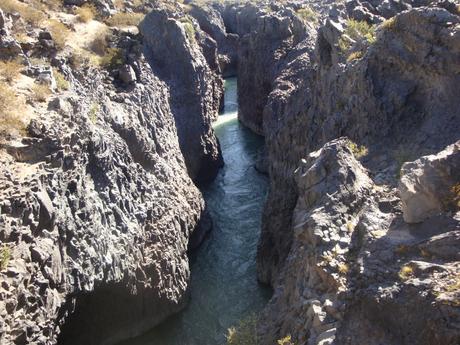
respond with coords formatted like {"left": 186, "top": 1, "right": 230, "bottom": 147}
{"left": 123, "top": 78, "right": 271, "bottom": 345}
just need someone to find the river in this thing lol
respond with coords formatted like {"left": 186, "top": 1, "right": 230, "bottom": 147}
{"left": 122, "top": 78, "right": 271, "bottom": 345}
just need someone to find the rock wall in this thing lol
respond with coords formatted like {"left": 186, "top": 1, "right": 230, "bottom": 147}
{"left": 238, "top": 1, "right": 460, "bottom": 286}
{"left": 140, "top": 8, "right": 224, "bottom": 185}
{"left": 0, "top": 6, "right": 223, "bottom": 345}
{"left": 220, "top": 0, "right": 460, "bottom": 343}
{"left": 259, "top": 138, "right": 460, "bottom": 345}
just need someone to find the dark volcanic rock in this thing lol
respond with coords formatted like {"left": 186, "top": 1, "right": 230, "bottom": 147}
{"left": 140, "top": 10, "right": 224, "bottom": 184}
{"left": 248, "top": 3, "right": 460, "bottom": 286}
{"left": 237, "top": 8, "right": 309, "bottom": 135}
{"left": 0, "top": 18, "right": 222, "bottom": 345}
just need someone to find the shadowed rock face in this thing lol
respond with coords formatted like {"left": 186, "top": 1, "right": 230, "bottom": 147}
{"left": 140, "top": 9, "right": 224, "bottom": 185}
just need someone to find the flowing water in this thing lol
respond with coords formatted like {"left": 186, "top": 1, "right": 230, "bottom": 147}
{"left": 123, "top": 78, "right": 271, "bottom": 345}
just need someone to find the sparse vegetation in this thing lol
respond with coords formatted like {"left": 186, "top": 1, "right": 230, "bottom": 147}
{"left": 32, "top": 84, "right": 51, "bottom": 102}
{"left": 381, "top": 17, "right": 396, "bottom": 31}
{"left": 75, "top": 4, "right": 96, "bottom": 23}
{"left": 347, "top": 140, "right": 368, "bottom": 159}
{"left": 0, "top": 0, "right": 45, "bottom": 26}
{"left": 0, "top": 59, "right": 22, "bottom": 84}
{"left": 394, "top": 244, "right": 410, "bottom": 255}
{"left": 0, "top": 81, "right": 24, "bottom": 136}
{"left": 338, "top": 19, "right": 376, "bottom": 58}
{"left": 46, "top": 19, "right": 71, "bottom": 50}
{"left": 0, "top": 245, "right": 11, "bottom": 271}
{"left": 106, "top": 12, "right": 144, "bottom": 27}
{"left": 53, "top": 68, "right": 70, "bottom": 91}
{"left": 180, "top": 17, "right": 196, "bottom": 44}
{"left": 398, "top": 265, "right": 414, "bottom": 281}
{"left": 296, "top": 7, "right": 318, "bottom": 24}
{"left": 338, "top": 263, "right": 349, "bottom": 274}
{"left": 278, "top": 335, "right": 295, "bottom": 345}
{"left": 347, "top": 50, "right": 364, "bottom": 62}
{"left": 88, "top": 30, "right": 110, "bottom": 55}
{"left": 225, "top": 314, "right": 258, "bottom": 345}
{"left": 89, "top": 103, "right": 99, "bottom": 123}
{"left": 98, "top": 47, "right": 125, "bottom": 69}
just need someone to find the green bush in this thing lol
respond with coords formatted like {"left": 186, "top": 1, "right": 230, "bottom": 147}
{"left": 338, "top": 19, "right": 376, "bottom": 57}
{"left": 347, "top": 140, "right": 368, "bottom": 159}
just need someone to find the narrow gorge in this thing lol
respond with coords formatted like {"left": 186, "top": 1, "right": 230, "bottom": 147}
{"left": 0, "top": 1, "right": 459, "bottom": 345}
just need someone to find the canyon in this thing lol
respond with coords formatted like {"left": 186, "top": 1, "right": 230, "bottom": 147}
{"left": 0, "top": 0, "right": 459, "bottom": 345}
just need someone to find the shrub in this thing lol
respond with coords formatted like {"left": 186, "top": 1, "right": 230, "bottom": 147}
{"left": 347, "top": 50, "right": 364, "bottom": 62}
{"left": 53, "top": 68, "right": 70, "bottom": 91}
{"left": 87, "top": 29, "right": 110, "bottom": 55}
{"left": 98, "top": 47, "right": 124, "bottom": 69}
{"left": 106, "top": 12, "right": 144, "bottom": 27}
{"left": 278, "top": 335, "right": 295, "bottom": 345}
{"left": 0, "top": 59, "right": 22, "bottom": 84}
{"left": 32, "top": 84, "right": 51, "bottom": 102}
{"left": 225, "top": 314, "right": 258, "bottom": 345}
{"left": 398, "top": 265, "right": 414, "bottom": 280}
{"left": 339, "top": 19, "right": 376, "bottom": 56}
{"left": 75, "top": 4, "right": 96, "bottom": 23}
{"left": 46, "top": 19, "right": 71, "bottom": 50}
{"left": 381, "top": 17, "right": 396, "bottom": 31}
{"left": 0, "top": 245, "right": 11, "bottom": 271}
{"left": 347, "top": 140, "right": 368, "bottom": 159}
{"left": 296, "top": 7, "right": 318, "bottom": 23}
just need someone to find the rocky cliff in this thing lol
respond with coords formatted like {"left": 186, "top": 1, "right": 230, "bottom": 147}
{"left": 215, "top": 0, "right": 460, "bottom": 343}
{"left": 140, "top": 6, "right": 224, "bottom": 185}
{"left": 0, "top": 1, "right": 222, "bottom": 344}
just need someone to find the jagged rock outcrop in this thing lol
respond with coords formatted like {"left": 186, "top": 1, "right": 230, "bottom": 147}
{"left": 399, "top": 140, "right": 460, "bottom": 223}
{"left": 237, "top": 7, "right": 308, "bottom": 135}
{"left": 0, "top": 5, "right": 224, "bottom": 345}
{"left": 241, "top": 2, "right": 460, "bottom": 286}
{"left": 140, "top": 9, "right": 224, "bottom": 184}
{"left": 188, "top": 3, "right": 239, "bottom": 77}
{"left": 258, "top": 138, "right": 460, "bottom": 345}
{"left": 0, "top": 57, "right": 206, "bottom": 345}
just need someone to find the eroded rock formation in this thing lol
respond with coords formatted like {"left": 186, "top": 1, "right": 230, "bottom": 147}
{"left": 0, "top": 4, "right": 223, "bottom": 344}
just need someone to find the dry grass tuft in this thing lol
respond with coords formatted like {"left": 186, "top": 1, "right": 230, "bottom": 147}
{"left": 46, "top": 19, "right": 71, "bottom": 50}
{"left": 0, "top": 82, "right": 24, "bottom": 136}
{"left": 0, "top": 0, "right": 45, "bottom": 26}
{"left": 347, "top": 50, "right": 364, "bottom": 62}
{"left": 53, "top": 68, "right": 70, "bottom": 91}
{"left": 106, "top": 12, "right": 144, "bottom": 27}
{"left": 0, "top": 59, "right": 22, "bottom": 84}
{"left": 0, "top": 245, "right": 11, "bottom": 271}
{"left": 75, "top": 4, "right": 96, "bottom": 23}
{"left": 338, "top": 263, "right": 349, "bottom": 274}
{"left": 32, "top": 83, "right": 51, "bottom": 102}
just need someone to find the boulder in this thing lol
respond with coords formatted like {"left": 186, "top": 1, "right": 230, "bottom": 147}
{"left": 399, "top": 141, "right": 460, "bottom": 223}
